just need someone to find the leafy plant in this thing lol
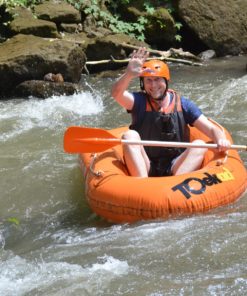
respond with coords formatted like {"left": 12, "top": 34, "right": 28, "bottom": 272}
{"left": 175, "top": 22, "right": 182, "bottom": 30}
{"left": 144, "top": 2, "right": 155, "bottom": 15}
{"left": 72, "top": 0, "right": 148, "bottom": 41}
{"left": 109, "top": 0, "right": 182, "bottom": 42}
{"left": 175, "top": 34, "right": 182, "bottom": 42}
{"left": 0, "top": 217, "right": 20, "bottom": 225}
{"left": 0, "top": 0, "right": 41, "bottom": 8}
{"left": 0, "top": 0, "right": 182, "bottom": 42}
{"left": 174, "top": 22, "right": 182, "bottom": 42}
{"left": 7, "top": 217, "right": 20, "bottom": 225}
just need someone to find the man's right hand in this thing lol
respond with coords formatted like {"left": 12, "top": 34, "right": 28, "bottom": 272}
{"left": 126, "top": 47, "right": 150, "bottom": 78}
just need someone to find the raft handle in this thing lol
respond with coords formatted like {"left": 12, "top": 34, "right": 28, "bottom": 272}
{"left": 216, "top": 151, "right": 229, "bottom": 166}
{"left": 89, "top": 153, "right": 103, "bottom": 177}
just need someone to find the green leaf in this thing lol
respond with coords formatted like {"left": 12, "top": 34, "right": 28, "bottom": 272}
{"left": 144, "top": 3, "right": 155, "bottom": 15}
{"left": 175, "top": 22, "right": 183, "bottom": 30}
{"left": 7, "top": 217, "right": 20, "bottom": 225}
{"left": 175, "top": 34, "right": 182, "bottom": 42}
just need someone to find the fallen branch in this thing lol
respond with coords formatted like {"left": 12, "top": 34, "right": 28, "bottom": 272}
{"left": 54, "top": 36, "right": 203, "bottom": 69}
{"left": 121, "top": 43, "right": 171, "bottom": 58}
{"left": 85, "top": 55, "right": 203, "bottom": 67}
{"left": 121, "top": 42, "right": 202, "bottom": 62}
{"left": 49, "top": 36, "right": 203, "bottom": 67}
{"left": 85, "top": 43, "right": 203, "bottom": 67}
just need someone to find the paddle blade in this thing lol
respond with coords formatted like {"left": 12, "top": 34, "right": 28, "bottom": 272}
{"left": 64, "top": 126, "right": 121, "bottom": 153}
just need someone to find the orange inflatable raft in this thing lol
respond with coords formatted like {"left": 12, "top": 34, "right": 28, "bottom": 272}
{"left": 79, "top": 123, "right": 247, "bottom": 223}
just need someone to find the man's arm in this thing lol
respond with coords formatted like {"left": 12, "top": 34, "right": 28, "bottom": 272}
{"left": 111, "top": 47, "right": 149, "bottom": 110}
{"left": 193, "top": 114, "right": 231, "bottom": 152}
{"left": 111, "top": 72, "right": 135, "bottom": 110}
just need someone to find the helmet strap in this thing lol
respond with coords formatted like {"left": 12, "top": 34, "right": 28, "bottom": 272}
{"left": 140, "top": 78, "right": 144, "bottom": 91}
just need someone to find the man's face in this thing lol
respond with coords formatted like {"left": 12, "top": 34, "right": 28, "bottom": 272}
{"left": 143, "top": 76, "right": 166, "bottom": 99}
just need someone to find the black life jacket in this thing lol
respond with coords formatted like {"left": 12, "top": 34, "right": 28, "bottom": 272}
{"left": 129, "top": 89, "right": 190, "bottom": 166}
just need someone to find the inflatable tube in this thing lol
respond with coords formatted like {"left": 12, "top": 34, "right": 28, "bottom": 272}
{"left": 79, "top": 121, "right": 247, "bottom": 223}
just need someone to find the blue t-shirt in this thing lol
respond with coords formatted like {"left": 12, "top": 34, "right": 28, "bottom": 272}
{"left": 180, "top": 96, "right": 202, "bottom": 125}
{"left": 130, "top": 91, "right": 202, "bottom": 126}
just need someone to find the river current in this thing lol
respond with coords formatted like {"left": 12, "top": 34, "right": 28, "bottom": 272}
{"left": 0, "top": 56, "right": 247, "bottom": 295}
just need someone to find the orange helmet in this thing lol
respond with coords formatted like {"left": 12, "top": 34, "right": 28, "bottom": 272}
{"left": 140, "top": 60, "right": 170, "bottom": 81}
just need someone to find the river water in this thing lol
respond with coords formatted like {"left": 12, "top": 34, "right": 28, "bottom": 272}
{"left": 0, "top": 56, "right": 247, "bottom": 295}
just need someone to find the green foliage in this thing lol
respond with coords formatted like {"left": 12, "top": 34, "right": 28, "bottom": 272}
{"left": 175, "top": 22, "right": 182, "bottom": 30}
{"left": 7, "top": 217, "right": 20, "bottom": 225}
{"left": 174, "top": 22, "right": 182, "bottom": 42}
{"left": 0, "top": 0, "right": 182, "bottom": 42}
{"left": 0, "top": 217, "right": 20, "bottom": 225}
{"left": 107, "top": 0, "right": 183, "bottom": 42}
{"left": 0, "top": 0, "right": 26, "bottom": 7}
{"left": 144, "top": 2, "right": 155, "bottom": 15}
{"left": 67, "top": 0, "right": 148, "bottom": 41}
{"left": 0, "top": 0, "right": 41, "bottom": 8}
{"left": 175, "top": 34, "right": 182, "bottom": 42}
{"left": 69, "top": 0, "right": 181, "bottom": 42}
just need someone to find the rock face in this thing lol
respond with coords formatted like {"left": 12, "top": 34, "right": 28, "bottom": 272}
{"left": 15, "top": 80, "right": 82, "bottom": 98}
{"left": 8, "top": 6, "right": 59, "bottom": 38}
{"left": 117, "top": 2, "right": 176, "bottom": 48}
{"left": 178, "top": 0, "right": 247, "bottom": 56}
{"left": 0, "top": 34, "right": 86, "bottom": 97}
{"left": 146, "top": 7, "right": 176, "bottom": 46}
{"left": 84, "top": 33, "right": 149, "bottom": 73}
{"left": 34, "top": 0, "right": 81, "bottom": 23}
{"left": 0, "top": 0, "right": 246, "bottom": 98}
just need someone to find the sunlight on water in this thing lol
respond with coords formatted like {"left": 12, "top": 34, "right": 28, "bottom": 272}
{"left": 0, "top": 57, "right": 247, "bottom": 295}
{"left": 198, "top": 74, "right": 247, "bottom": 118}
{"left": 0, "top": 251, "right": 129, "bottom": 296}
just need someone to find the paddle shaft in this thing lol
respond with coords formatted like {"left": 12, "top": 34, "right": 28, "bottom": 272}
{"left": 64, "top": 126, "right": 247, "bottom": 153}
{"left": 122, "top": 139, "right": 246, "bottom": 150}
{"left": 79, "top": 137, "right": 246, "bottom": 150}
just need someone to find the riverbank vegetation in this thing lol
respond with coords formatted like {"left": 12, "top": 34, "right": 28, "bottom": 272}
{"left": 0, "top": 0, "right": 41, "bottom": 7}
{"left": 1, "top": 0, "right": 182, "bottom": 42}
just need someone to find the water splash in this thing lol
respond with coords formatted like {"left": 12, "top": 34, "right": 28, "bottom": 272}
{"left": 0, "top": 253, "right": 128, "bottom": 296}
{"left": 0, "top": 91, "right": 104, "bottom": 141}
{"left": 198, "top": 74, "right": 247, "bottom": 118}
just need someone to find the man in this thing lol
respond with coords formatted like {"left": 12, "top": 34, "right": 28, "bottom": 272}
{"left": 111, "top": 47, "right": 230, "bottom": 177}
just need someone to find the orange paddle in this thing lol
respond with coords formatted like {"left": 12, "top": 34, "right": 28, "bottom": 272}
{"left": 64, "top": 126, "right": 247, "bottom": 153}
{"left": 64, "top": 126, "right": 121, "bottom": 153}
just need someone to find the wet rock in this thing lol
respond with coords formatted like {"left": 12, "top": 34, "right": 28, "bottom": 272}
{"left": 34, "top": 0, "right": 81, "bottom": 24}
{"left": 61, "top": 32, "right": 90, "bottom": 51}
{"left": 198, "top": 49, "right": 216, "bottom": 60}
{"left": 114, "top": 2, "right": 176, "bottom": 48}
{"left": 130, "top": 6, "right": 176, "bottom": 47}
{"left": 0, "top": 34, "right": 86, "bottom": 98}
{"left": 7, "top": 6, "right": 59, "bottom": 38}
{"left": 85, "top": 33, "right": 148, "bottom": 72}
{"left": 60, "top": 23, "right": 79, "bottom": 34}
{"left": 14, "top": 80, "right": 82, "bottom": 98}
{"left": 83, "top": 14, "right": 112, "bottom": 38}
{"left": 178, "top": 0, "right": 247, "bottom": 56}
